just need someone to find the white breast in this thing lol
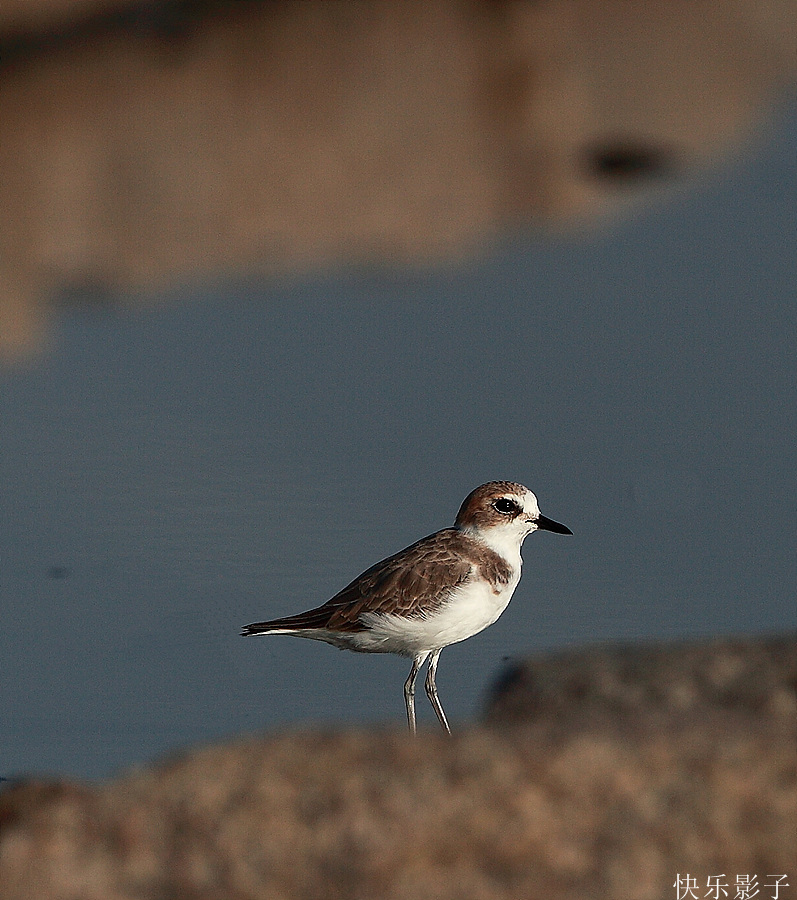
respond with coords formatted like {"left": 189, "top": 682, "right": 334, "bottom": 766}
{"left": 353, "top": 571, "right": 521, "bottom": 656}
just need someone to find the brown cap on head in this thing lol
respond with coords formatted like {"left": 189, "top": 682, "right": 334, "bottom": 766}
{"left": 454, "top": 481, "right": 529, "bottom": 529}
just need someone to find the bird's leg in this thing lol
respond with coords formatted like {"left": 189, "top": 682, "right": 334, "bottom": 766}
{"left": 425, "top": 648, "right": 451, "bottom": 734}
{"left": 404, "top": 652, "right": 428, "bottom": 736}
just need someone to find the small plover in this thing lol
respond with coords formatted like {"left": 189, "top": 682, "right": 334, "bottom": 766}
{"left": 241, "top": 481, "right": 572, "bottom": 734}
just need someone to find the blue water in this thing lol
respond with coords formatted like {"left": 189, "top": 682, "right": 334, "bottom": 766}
{"left": 1, "top": 105, "right": 795, "bottom": 781}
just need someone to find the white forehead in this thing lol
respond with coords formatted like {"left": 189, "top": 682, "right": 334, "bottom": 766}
{"left": 518, "top": 489, "right": 540, "bottom": 517}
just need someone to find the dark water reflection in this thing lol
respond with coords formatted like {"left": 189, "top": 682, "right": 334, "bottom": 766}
{"left": 1, "top": 108, "right": 796, "bottom": 780}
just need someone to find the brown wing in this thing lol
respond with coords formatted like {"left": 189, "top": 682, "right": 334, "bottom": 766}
{"left": 323, "top": 528, "right": 478, "bottom": 630}
{"left": 242, "top": 528, "right": 479, "bottom": 635}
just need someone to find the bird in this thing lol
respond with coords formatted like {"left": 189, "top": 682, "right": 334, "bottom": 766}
{"left": 241, "top": 481, "right": 572, "bottom": 734}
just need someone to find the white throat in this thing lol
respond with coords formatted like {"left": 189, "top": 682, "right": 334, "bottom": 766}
{"left": 460, "top": 523, "right": 525, "bottom": 571}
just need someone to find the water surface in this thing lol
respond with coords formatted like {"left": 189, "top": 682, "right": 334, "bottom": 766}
{"left": 1, "top": 106, "right": 795, "bottom": 780}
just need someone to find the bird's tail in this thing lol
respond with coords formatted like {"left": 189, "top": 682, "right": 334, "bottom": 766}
{"left": 241, "top": 607, "right": 333, "bottom": 636}
{"left": 240, "top": 620, "right": 295, "bottom": 637}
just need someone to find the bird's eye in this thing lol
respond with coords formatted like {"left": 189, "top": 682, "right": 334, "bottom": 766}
{"left": 493, "top": 498, "right": 517, "bottom": 515}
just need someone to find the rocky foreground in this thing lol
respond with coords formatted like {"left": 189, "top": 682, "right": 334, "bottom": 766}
{"left": 0, "top": 635, "right": 794, "bottom": 900}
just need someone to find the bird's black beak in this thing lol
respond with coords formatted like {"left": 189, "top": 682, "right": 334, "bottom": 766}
{"left": 535, "top": 514, "right": 573, "bottom": 535}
